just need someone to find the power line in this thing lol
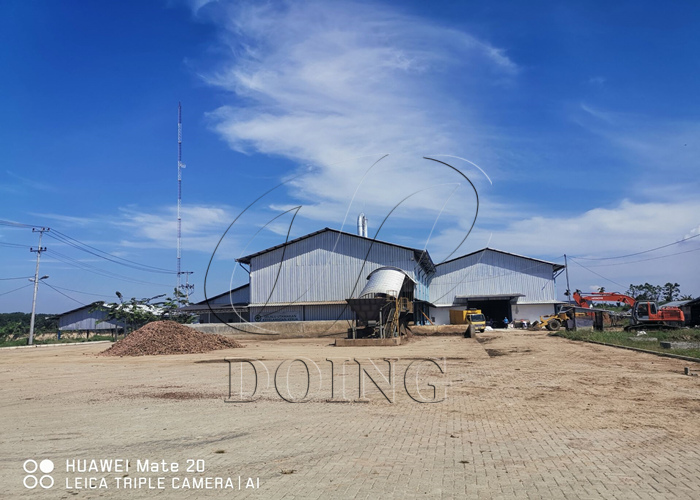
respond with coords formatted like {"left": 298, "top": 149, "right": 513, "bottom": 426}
{"left": 40, "top": 281, "right": 85, "bottom": 306}
{"left": 573, "top": 233, "right": 700, "bottom": 260}
{"left": 0, "top": 219, "right": 34, "bottom": 228}
{"left": 0, "top": 241, "right": 30, "bottom": 248}
{"left": 568, "top": 257, "right": 628, "bottom": 289}
{"left": 47, "top": 230, "right": 177, "bottom": 274}
{"left": 581, "top": 245, "right": 700, "bottom": 267}
{"left": 0, "top": 283, "right": 34, "bottom": 297}
{"left": 0, "top": 276, "right": 34, "bottom": 281}
{"left": 3, "top": 219, "right": 176, "bottom": 274}
{"left": 42, "top": 283, "right": 116, "bottom": 299}
{"left": 46, "top": 250, "right": 173, "bottom": 288}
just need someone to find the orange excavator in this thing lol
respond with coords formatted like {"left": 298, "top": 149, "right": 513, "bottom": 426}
{"left": 573, "top": 292, "right": 685, "bottom": 330}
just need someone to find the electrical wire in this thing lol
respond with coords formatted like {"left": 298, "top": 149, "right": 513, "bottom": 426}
{"left": 573, "top": 233, "right": 700, "bottom": 260}
{"left": 0, "top": 283, "right": 34, "bottom": 297}
{"left": 0, "top": 276, "right": 33, "bottom": 281}
{"left": 47, "top": 230, "right": 177, "bottom": 274}
{"left": 579, "top": 245, "right": 700, "bottom": 267}
{"left": 2, "top": 219, "right": 176, "bottom": 275}
{"left": 46, "top": 250, "right": 173, "bottom": 288}
{"left": 568, "top": 257, "right": 628, "bottom": 289}
{"left": 0, "top": 242, "right": 30, "bottom": 248}
{"left": 40, "top": 281, "right": 85, "bottom": 306}
{"left": 0, "top": 219, "right": 34, "bottom": 228}
{"left": 41, "top": 283, "right": 116, "bottom": 299}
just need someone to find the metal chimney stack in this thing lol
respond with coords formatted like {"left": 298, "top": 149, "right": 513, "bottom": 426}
{"left": 357, "top": 213, "right": 368, "bottom": 237}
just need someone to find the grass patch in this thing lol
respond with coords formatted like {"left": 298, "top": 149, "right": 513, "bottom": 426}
{"left": 554, "top": 328, "right": 700, "bottom": 360}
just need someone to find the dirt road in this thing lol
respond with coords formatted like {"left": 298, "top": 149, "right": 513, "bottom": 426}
{"left": 1, "top": 330, "right": 699, "bottom": 498}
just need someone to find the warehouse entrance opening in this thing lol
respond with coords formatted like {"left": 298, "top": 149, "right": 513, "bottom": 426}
{"left": 464, "top": 300, "right": 511, "bottom": 328}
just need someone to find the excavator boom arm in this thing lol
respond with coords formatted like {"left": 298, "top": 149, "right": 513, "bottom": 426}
{"left": 573, "top": 292, "right": 636, "bottom": 307}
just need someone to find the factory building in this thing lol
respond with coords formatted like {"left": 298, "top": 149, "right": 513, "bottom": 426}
{"left": 236, "top": 228, "right": 435, "bottom": 323}
{"left": 204, "top": 226, "right": 565, "bottom": 326}
{"left": 428, "top": 249, "right": 565, "bottom": 325}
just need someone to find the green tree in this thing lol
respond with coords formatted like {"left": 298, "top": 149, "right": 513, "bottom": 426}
{"left": 661, "top": 282, "right": 681, "bottom": 302}
{"left": 0, "top": 313, "right": 57, "bottom": 339}
{"left": 627, "top": 283, "right": 675, "bottom": 302}
{"left": 91, "top": 289, "right": 195, "bottom": 334}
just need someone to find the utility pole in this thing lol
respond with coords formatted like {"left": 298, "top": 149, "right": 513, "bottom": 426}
{"left": 28, "top": 227, "right": 49, "bottom": 345}
{"left": 179, "top": 271, "right": 194, "bottom": 306}
{"left": 564, "top": 254, "right": 572, "bottom": 305}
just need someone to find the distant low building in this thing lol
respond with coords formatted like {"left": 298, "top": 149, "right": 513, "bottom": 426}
{"left": 58, "top": 302, "right": 122, "bottom": 333}
{"left": 179, "top": 284, "right": 250, "bottom": 324}
{"left": 662, "top": 298, "right": 700, "bottom": 326}
{"left": 57, "top": 302, "right": 163, "bottom": 334}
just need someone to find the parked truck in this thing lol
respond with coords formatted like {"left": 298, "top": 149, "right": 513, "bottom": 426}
{"left": 450, "top": 309, "right": 486, "bottom": 334}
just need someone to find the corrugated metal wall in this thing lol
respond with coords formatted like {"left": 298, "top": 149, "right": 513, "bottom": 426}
{"left": 429, "top": 250, "right": 556, "bottom": 306}
{"left": 250, "top": 303, "right": 355, "bottom": 322}
{"left": 210, "top": 285, "right": 250, "bottom": 305}
{"left": 59, "top": 307, "right": 121, "bottom": 331}
{"left": 249, "top": 231, "right": 428, "bottom": 304}
{"left": 302, "top": 303, "right": 354, "bottom": 321}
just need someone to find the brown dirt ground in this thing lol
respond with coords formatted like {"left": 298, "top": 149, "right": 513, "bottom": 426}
{"left": 2, "top": 329, "right": 699, "bottom": 498}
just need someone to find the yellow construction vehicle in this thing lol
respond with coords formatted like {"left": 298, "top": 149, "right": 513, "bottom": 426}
{"left": 450, "top": 309, "right": 487, "bottom": 333}
{"left": 529, "top": 311, "right": 570, "bottom": 332}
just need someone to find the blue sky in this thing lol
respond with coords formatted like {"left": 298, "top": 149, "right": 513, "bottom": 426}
{"left": 1, "top": 0, "right": 699, "bottom": 313}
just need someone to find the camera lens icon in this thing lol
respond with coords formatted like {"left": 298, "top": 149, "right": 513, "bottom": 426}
{"left": 39, "top": 459, "right": 54, "bottom": 473}
{"left": 23, "top": 459, "right": 54, "bottom": 489}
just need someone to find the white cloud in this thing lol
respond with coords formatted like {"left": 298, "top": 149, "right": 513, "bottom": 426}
{"left": 685, "top": 224, "right": 700, "bottom": 239}
{"left": 197, "top": 0, "right": 516, "bottom": 220}
{"left": 116, "top": 204, "right": 237, "bottom": 253}
{"left": 479, "top": 199, "right": 700, "bottom": 258}
{"left": 29, "top": 212, "right": 97, "bottom": 226}
{"left": 427, "top": 198, "right": 700, "bottom": 296}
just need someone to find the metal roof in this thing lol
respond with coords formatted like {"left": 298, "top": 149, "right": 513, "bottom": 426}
{"left": 661, "top": 300, "right": 691, "bottom": 308}
{"left": 57, "top": 302, "right": 101, "bottom": 317}
{"left": 455, "top": 294, "right": 525, "bottom": 301}
{"left": 249, "top": 300, "right": 348, "bottom": 307}
{"left": 438, "top": 247, "right": 565, "bottom": 272}
{"left": 236, "top": 229, "right": 565, "bottom": 277}
{"left": 195, "top": 284, "right": 250, "bottom": 305}
{"left": 179, "top": 304, "right": 248, "bottom": 313}
{"left": 236, "top": 227, "right": 436, "bottom": 274}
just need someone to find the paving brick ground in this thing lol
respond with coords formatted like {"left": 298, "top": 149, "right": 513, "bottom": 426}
{"left": 1, "top": 331, "right": 699, "bottom": 499}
